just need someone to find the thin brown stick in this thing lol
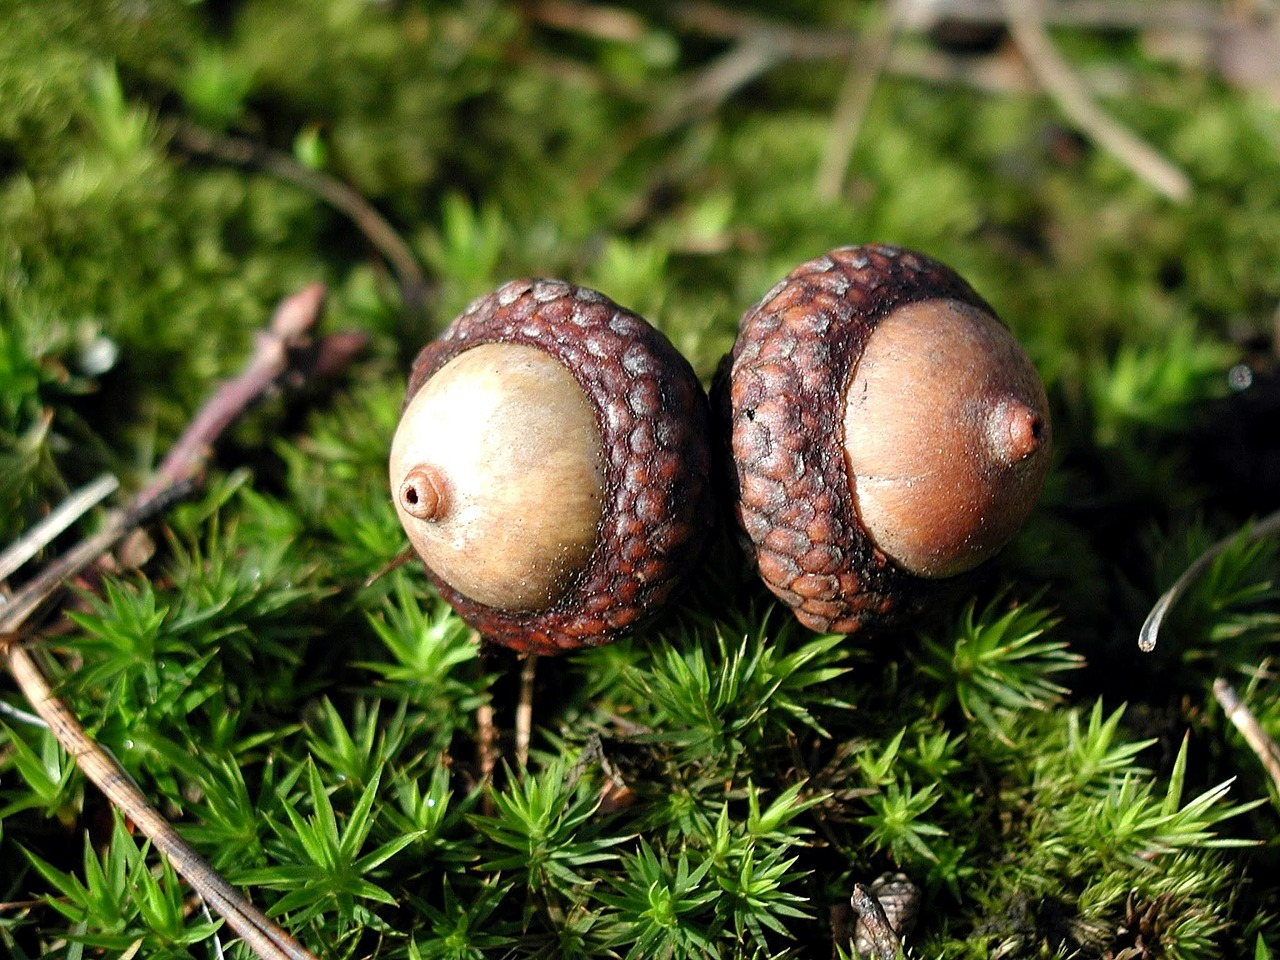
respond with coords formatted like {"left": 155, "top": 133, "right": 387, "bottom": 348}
{"left": 886, "top": 45, "right": 1038, "bottom": 95}
{"left": 0, "top": 286, "right": 328, "bottom": 637}
{"left": 1214, "top": 677, "right": 1280, "bottom": 796}
{"left": 1002, "top": 0, "right": 1192, "bottom": 202}
{"left": 140, "top": 283, "right": 326, "bottom": 503}
{"left": 477, "top": 704, "right": 497, "bottom": 770}
{"left": 0, "top": 284, "right": 362, "bottom": 960}
{"left": 0, "top": 482, "right": 196, "bottom": 638}
{"left": 647, "top": 37, "right": 784, "bottom": 133}
{"left": 667, "top": 0, "right": 1231, "bottom": 102}
{"left": 528, "top": 1, "right": 649, "bottom": 42}
{"left": 654, "top": 0, "right": 1037, "bottom": 138}
{"left": 362, "top": 545, "right": 417, "bottom": 589}
{"left": 474, "top": 627, "right": 499, "bottom": 806}
{"left": 6, "top": 646, "right": 314, "bottom": 960}
{"left": 476, "top": 704, "right": 498, "bottom": 816}
{"left": 170, "top": 123, "right": 429, "bottom": 312}
{"left": 922, "top": 0, "right": 1224, "bottom": 31}
{"left": 674, "top": 0, "right": 1225, "bottom": 43}
{"left": 515, "top": 653, "right": 539, "bottom": 773}
{"left": 815, "top": 4, "right": 903, "bottom": 201}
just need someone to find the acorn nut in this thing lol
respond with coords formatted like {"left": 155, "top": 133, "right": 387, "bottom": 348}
{"left": 390, "top": 279, "right": 713, "bottom": 655}
{"left": 721, "top": 244, "right": 1051, "bottom": 634}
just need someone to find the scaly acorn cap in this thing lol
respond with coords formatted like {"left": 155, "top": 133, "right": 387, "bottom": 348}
{"left": 391, "top": 278, "right": 714, "bottom": 654}
{"left": 720, "top": 245, "right": 1051, "bottom": 633}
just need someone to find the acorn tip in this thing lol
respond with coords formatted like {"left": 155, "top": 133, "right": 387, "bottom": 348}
{"left": 399, "top": 466, "right": 446, "bottom": 521}
{"left": 991, "top": 398, "right": 1046, "bottom": 466}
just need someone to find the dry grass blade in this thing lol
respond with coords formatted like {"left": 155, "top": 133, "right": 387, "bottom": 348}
{"left": 1139, "top": 506, "right": 1280, "bottom": 652}
{"left": 0, "top": 474, "right": 119, "bottom": 585}
{"left": 0, "top": 481, "right": 194, "bottom": 636}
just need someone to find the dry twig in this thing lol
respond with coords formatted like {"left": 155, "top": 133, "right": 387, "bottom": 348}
{"left": 1002, "top": 0, "right": 1192, "bottom": 201}
{"left": 0, "top": 474, "right": 119, "bottom": 584}
{"left": 476, "top": 691, "right": 499, "bottom": 816}
{"left": 815, "top": 3, "right": 904, "bottom": 201}
{"left": 667, "top": 0, "right": 1234, "bottom": 125}
{"left": 474, "top": 627, "right": 499, "bottom": 804}
{"left": 647, "top": 36, "right": 785, "bottom": 133}
{"left": 515, "top": 653, "right": 539, "bottom": 773}
{"left": 1, "top": 284, "right": 367, "bottom": 960}
{"left": 170, "top": 123, "right": 429, "bottom": 312}
{"left": 1213, "top": 677, "right": 1280, "bottom": 796}
{"left": 529, "top": 0, "right": 649, "bottom": 42}
{"left": 5, "top": 647, "right": 316, "bottom": 960}
{"left": 678, "top": 0, "right": 1225, "bottom": 42}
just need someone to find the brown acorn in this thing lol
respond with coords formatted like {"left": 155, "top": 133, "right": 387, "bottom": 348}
{"left": 721, "top": 244, "right": 1051, "bottom": 633}
{"left": 390, "top": 278, "right": 713, "bottom": 655}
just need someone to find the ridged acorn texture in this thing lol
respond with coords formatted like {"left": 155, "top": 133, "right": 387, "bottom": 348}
{"left": 390, "top": 278, "right": 714, "bottom": 655}
{"left": 720, "top": 244, "right": 1051, "bottom": 634}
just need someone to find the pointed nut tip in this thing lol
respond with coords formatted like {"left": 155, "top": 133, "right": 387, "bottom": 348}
{"left": 399, "top": 466, "right": 446, "bottom": 521}
{"left": 992, "top": 398, "right": 1047, "bottom": 466}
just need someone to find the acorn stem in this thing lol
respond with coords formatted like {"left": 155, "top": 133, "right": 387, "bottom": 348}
{"left": 515, "top": 653, "right": 538, "bottom": 775}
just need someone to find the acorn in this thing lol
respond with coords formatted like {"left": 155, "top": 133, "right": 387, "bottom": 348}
{"left": 390, "top": 278, "right": 713, "bottom": 655}
{"left": 720, "top": 244, "right": 1051, "bottom": 633}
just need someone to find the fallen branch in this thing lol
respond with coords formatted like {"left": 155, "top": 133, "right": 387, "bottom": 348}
{"left": 2, "top": 284, "right": 367, "bottom": 960}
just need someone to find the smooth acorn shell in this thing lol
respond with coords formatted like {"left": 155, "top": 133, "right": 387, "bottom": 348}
{"left": 843, "top": 297, "right": 1049, "bottom": 577}
{"left": 390, "top": 342, "right": 606, "bottom": 611}
{"left": 393, "top": 278, "right": 714, "bottom": 655}
{"left": 720, "top": 244, "right": 1051, "bottom": 633}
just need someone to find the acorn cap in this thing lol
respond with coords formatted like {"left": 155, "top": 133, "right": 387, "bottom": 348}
{"left": 392, "top": 279, "right": 713, "bottom": 655}
{"left": 722, "top": 245, "right": 1052, "bottom": 633}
